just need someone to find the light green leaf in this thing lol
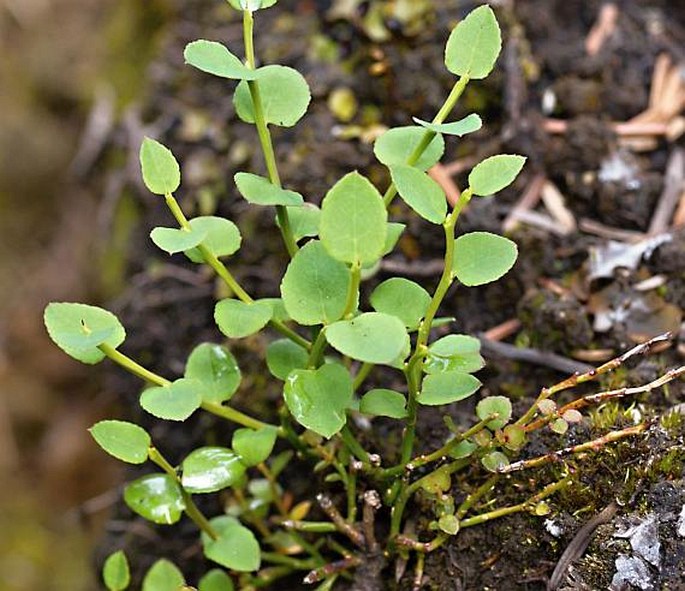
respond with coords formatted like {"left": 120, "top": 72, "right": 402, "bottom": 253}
{"left": 139, "top": 137, "right": 181, "bottom": 195}
{"left": 468, "top": 155, "right": 526, "bottom": 196}
{"left": 184, "top": 40, "right": 257, "bottom": 80}
{"left": 448, "top": 439, "right": 478, "bottom": 459}
{"left": 142, "top": 559, "right": 185, "bottom": 591}
{"left": 184, "top": 343, "right": 241, "bottom": 404}
{"left": 44, "top": 302, "right": 126, "bottom": 365}
{"left": 227, "top": 0, "right": 278, "bottom": 10}
{"left": 383, "top": 222, "right": 405, "bottom": 255}
{"left": 476, "top": 396, "right": 512, "bottom": 430}
{"left": 413, "top": 114, "right": 482, "bottom": 136}
{"left": 390, "top": 165, "right": 446, "bottom": 224}
{"left": 359, "top": 389, "right": 407, "bottom": 419}
{"left": 124, "top": 474, "right": 185, "bottom": 525}
{"left": 185, "top": 216, "right": 242, "bottom": 263}
{"left": 424, "top": 334, "right": 484, "bottom": 374}
{"left": 232, "top": 427, "right": 278, "bottom": 467}
{"left": 181, "top": 447, "right": 247, "bottom": 493}
{"left": 103, "top": 551, "right": 130, "bottom": 591}
{"left": 452, "top": 232, "right": 518, "bottom": 286}
{"left": 326, "top": 312, "right": 409, "bottom": 365}
{"left": 202, "top": 516, "right": 261, "bottom": 572}
{"left": 374, "top": 126, "right": 445, "bottom": 171}
{"left": 280, "top": 240, "right": 351, "bottom": 326}
{"left": 266, "top": 339, "right": 309, "bottom": 380}
{"left": 150, "top": 225, "right": 207, "bottom": 255}
{"left": 214, "top": 299, "right": 273, "bottom": 338}
{"left": 438, "top": 514, "right": 460, "bottom": 536}
{"left": 234, "top": 65, "right": 310, "bottom": 127}
{"left": 235, "top": 172, "right": 304, "bottom": 207}
{"left": 277, "top": 203, "right": 320, "bottom": 241}
{"left": 481, "top": 451, "right": 509, "bottom": 473}
{"left": 370, "top": 278, "right": 431, "bottom": 330}
{"left": 319, "top": 172, "right": 387, "bottom": 265}
{"left": 284, "top": 363, "right": 353, "bottom": 438}
{"left": 419, "top": 371, "right": 481, "bottom": 406}
{"left": 90, "top": 420, "right": 151, "bottom": 465}
{"left": 140, "top": 378, "right": 203, "bottom": 421}
{"left": 199, "top": 570, "right": 234, "bottom": 591}
{"left": 444, "top": 5, "right": 502, "bottom": 79}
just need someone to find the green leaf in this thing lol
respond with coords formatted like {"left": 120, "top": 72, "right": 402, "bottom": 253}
{"left": 142, "top": 559, "right": 185, "bottom": 591}
{"left": 44, "top": 302, "right": 126, "bottom": 365}
{"left": 359, "top": 389, "right": 407, "bottom": 419}
{"left": 202, "top": 516, "right": 261, "bottom": 572}
{"left": 438, "top": 514, "right": 460, "bottom": 536}
{"left": 184, "top": 40, "right": 257, "bottom": 80}
{"left": 452, "top": 232, "right": 518, "bottom": 286}
{"left": 277, "top": 203, "right": 320, "bottom": 241}
{"left": 280, "top": 240, "right": 351, "bottom": 326}
{"left": 90, "top": 420, "right": 151, "bottom": 465}
{"left": 319, "top": 172, "right": 387, "bottom": 265}
{"left": 139, "top": 137, "right": 181, "bottom": 195}
{"left": 424, "top": 334, "right": 484, "bottom": 375}
{"left": 235, "top": 172, "right": 304, "bottom": 206}
{"left": 150, "top": 225, "right": 207, "bottom": 255}
{"left": 284, "top": 363, "right": 353, "bottom": 438}
{"left": 370, "top": 278, "right": 431, "bottom": 330}
{"left": 481, "top": 451, "right": 509, "bottom": 473}
{"left": 384, "top": 222, "right": 405, "bottom": 255}
{"left": 103, "top": 550, "right": 130, "bottom": 591}
{"left": 199, "top": 570, "right": 234, "bottom": 591}
{"left": 140, "top": 378, "right": 203, "bottom": 421}
{"left": 181, "top": 447, "right": 247, "bottom": 493}
{"left": 501, "top": 424, "right": 526, "bottom": 451}
{"left": 234, "top": 65, "right": 311, "bottom": 127}
{"left": 448, "top": 439, "right": 478, "bottom": 459}
{"left": 124, "top": 474, "right": 185, "bottom": 525}
{"left": 374, "top": 126, "right": 445, "bottom": 171}
{"left": 266, "top": 339, "right": 308, "bottom": 380}
{"left": 419, "top": 371, "right": 481, "bottom": 406}
{"left": 444, "top": 5, "right": 502, "bottom": 79}
{"left": 413, "top": 114, "right": 483, "bottom": 136}
{"left": 390, "top": 165, "right": 447, "bottom": 224}
{"left": 227, "top": 0, "right": 278, "bottom": 10}
{"left": 185, "top": 343, "right": 241, "bottom": 404}
{"left": 185, "top": 216, "right": 242, "bottom": 263}
{"left": 476, "top": 396, "right": 512, "bottom": 430}
{"left": 468, "top": 155, "right": 526, "bottom": 196}
{"left": 326, "top": 312, "right": 409, "bottom": 365}
{"left": 232, "top": 427, "right": 278, "bottom": 467}
{"left": 214, "top": 299, "right": 273, "bottom": 338}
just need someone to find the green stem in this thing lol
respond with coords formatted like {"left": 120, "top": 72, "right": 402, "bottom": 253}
{"left": 352, "top": 362, "right": 373, "bottom": 392}
{"left": 343, "top": 262, "right": 361, "bottom": 319}
{"left": 261, "top": 552, "right": 318, "bottom": 570}
{"left": 456, "top": 475, "right": 498, "bottom": 519}
{"left": 340, "top": 425, "right": 370, "bottom": 465}
{"left": 282, "top": 521, "right": 338, "bottom": 533}
{"left": 307, "top": 329, "right": 329, "bottom": 368}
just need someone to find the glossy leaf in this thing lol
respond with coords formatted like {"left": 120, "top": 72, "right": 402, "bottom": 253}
{"left": 214, "top": 299, "right": 273, "bottom": 338}
{"left": 374, "top": 126, "right": 445, "bottom": 171}
{"left": 413, "top": 114, "right": 482, "bottom": 136}
{"left": 284, "top": 363, "right": 353, "bottom": 438}
{"left": 235, "top": 172, "right": 304, "bottom": 206}
{"left": 444, "top": 5, "right": 501, "bottom": 79}
{"left": 90, "top": 420, "right": 151, "bottom": 465}
{"left": 320, "top": 172, "right": 387, "bottom": 265}
{"left": 359, "top": 389, "right": 407, "bottom": 419}
{"left": 468, "top": 155, "right": 526, "bottom": 196}
{"left": 181, "top": 447, "right": 246, "bottom": 493}
{"left": 227, "top": 0, "right": 278, "bottom": 10}
{"left": 184, "top": 343, "right": 241, "bottom": 404}
{"left": 277, "top": 203, "right": 320, "bottom": 241}
{"left": 419, "top": 371, "right": 481, "bottom": 406}
{"left": 326, "top": 313, "right": 409, "bottom": 365}
{"left": 140, "top": 378, "right": 203, "bottom": 421}
{"left": 185, "top": 216, "right": 242, "bottom": 263}
{"left": 103, "top": 550, "right": 130, "bottom": 591}
{"left": 202, "top": 516, "right": 261, "bottom": 572}
{"left": 452, "top": 232, "right": 518, "bottom": 286}
{"left": 184, "top": 40, "right": 257, "bottom": 80}
{"left": 390, "top": 164, "right": 447, "bottom": 224}
{"left": 124, "top": 474, "right": 185, "bottom": 525}
{"left": 150, "top": 225, "right": 207, "bottom": 255}
{"left": 370, "top": 278, "right": 431, "bottom": 330}
{"left": 142, "top": 559, "right": 185, "bottom": 591}
{"left": 280, "top": 240, "right": 350, "bottom": 325}
{"left": 139, "top": 137, "right": 180, "bottom": 195}
{"left": 44, "top": 302, "right": 126, "bottom": 364}
{"left": 482, "top": 451, "right": 510, "bottom": 473}
{"left": 199, "top": 570, "right": 234, "bottom": 591}
{"left": 232, "top": 427, "right": 278, "bottom": 467}
{"left": 476, "top": 396, "right": 512, "bottom": 430}
{"left": 234, "top": 65, "right": 310, "bottom": 127}
{"left": 266, "top": 339, "right": 308, "bottom": 380}
{"left": 424, "top": 334, "right": 484, "bottom": 375}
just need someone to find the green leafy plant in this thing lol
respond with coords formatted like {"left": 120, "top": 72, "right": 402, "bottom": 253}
{"left": 44, "top": 2, "right": 682, "bottom": 588}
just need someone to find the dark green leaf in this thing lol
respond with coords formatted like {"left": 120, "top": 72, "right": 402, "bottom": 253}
{"left": 412, "top": 114, "right": 482, "bottom": 136}
{"left": 232, "top": 427, "right": 278, "bottom": 467}
{"left": 390, "top": 165, "right": 447, "bottom": 224}
{"left": 199, "top": 570, "right": 234, "bottom": 591}
{"left": 140, "top": 378, "right": 203, "bottom": 421}
{"left": 202, "top": 516, "right": 261, "bottom": 572}
{"left": 424, "top": 334, "right": 484, "bottom": 374}
{"left": 468, "top": 155, "right": 526, "bottom": 196}
{"left": 124, "top": 474, "right": 185, "bottom": 525}
{"left": 476, "top": 396, "right": 512, "bottom": 430}
{"left": 444, "top": 5, "right": 502, "bottom": 79}
{"left": 214, "top": 299, "right": 273, "bottom": 338}
{"left": 266, "top": 339, "right": 309, "bottom": 380}
{"left": 103, "top": 551, "right": 130, "bottom": 591}
{"left": 150, "top": 225, "right": 207, "bottom": 255}
{"left": 181, "top": 447, "right": 246, "bottom": 493}
{"left": 359, "top": 389, "right": 407, "bottom": 419}
{"left": 142, "top": 559, "right": 185, "bottom": 591}
{"left": 452, "top": 232, "right": 518, "bottom": 286}
{"left": 184, "top": 40, "right": 257, "bottom": 80}
{"left": 90, "top": 420, "right": 151, "bottom": 465}
{"left": 139, "top": 137, "right": 181, "bottom": 195}
{"left": 185, "top": 343, "right": 241, "bottom": 404}
{"left": 419, "top": 371, "right": 481, "bottom": 406}
{"left": 370, "top": 278, "right": 431, "bottom": 330}
{"left": 185, "top": 216, "right": 242, "bottom": 263}
{"left": 235, "top": 172, "right": 304, "bottom": 207}
{"left": 374, "top": 126, "right": 445, "bottom": 171}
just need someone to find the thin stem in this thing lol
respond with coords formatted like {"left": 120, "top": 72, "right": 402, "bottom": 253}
{"left": 352, "top": 362, "right": 374, "bottom": 393}
{"left": 202, "top": 401, "right": 277, "bottom": 432}
{"left": 340, "top": 425, "right": 370, "bottom": 465}
{"left": 456, "top": 475, "right": 499, "bottom": 519}
{"left": 343, "top": 262, "right": 361, "bottom": 319}
{"left": 307, "top": 329, "right": 329, "bottom": 368}
{"left": 281, "top": 520, "right": 338, "bottom": 533}
{"left": 261, "top": 552, "right": 319, "bottom": 571}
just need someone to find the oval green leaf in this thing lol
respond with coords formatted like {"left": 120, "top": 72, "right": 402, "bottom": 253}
{"left": 277, "top": 203, "right": 320, "bottom": 241}
{"left": 424, "top": 334, "right": 484, "bottom": 375}
{"left": 235, "top": 172, "right": 304, "bottom": 206}
{"left": 124, "top": 474, "right": 185, "bottom": 525}
{"left": 419, "top": 371, "right": 481, "bottom": 406}
{"left": 44, "top": 302, "right": 126, "bottom": 365}
{"left": 232, "top": 427, "right": 278, "bottom": 467}
{"left": 370, "top": 278, "right": 431, "bottom": 330}
{"left": 445, "top": 5, "right": 502, "bottom": 79}
{"left": 234, "top": 65, "right": 311, "bottom": 127}
{"left": 374, "top": 126, "right": 445, "bottom": 171}
{"left": 390, "top": 164, "right": 447, "bottom": 224}
{"left": 476, "top": 395, "right": 512, "bottom": 430}
{"left": 359, "top": 389, "right": 408, "bottom": 419}
{"left": 214, "top": 299, "right": 273, "bottom": 338}
{"left": 150, "top": 225, "right": 207, "bottom": 255}
{"left": 185, "top": 216, "right": 242, "bottom": 263}
{"left": 199, "top": 570, "right": 234, "bottom": 591}
{"left": 184, "top": 343, "right": 241, "bottom": 404}
{"left": 90, "top": 420, "right": 151, "bottom": 465}
{"left": 266, "top": 339, "right": 309, "bottom": 380}
{"left": 184, "top": 40, "right": 257, "bottom": 80}
{"left": 413, "top": 114, "right": 483, "bottom": 136}
{"left": 468, "top": 154, "right": 526, "bottom": 196}
{"left": 452, "top": 232, "right": 518, "bottom": 286}
{"left": 384, "top": 222, "right": 405, "bottom": 256}
{"left": 139, "top": 137, "right": 180, "bottom": 196}
{"left": 481, "top": 451, "right": 510, "bottom": 473}
{"left": 326, "top": 312, "right": 409, "bottom": 365}
{"left": 103, "top": 550, "right": 130, "bottom": 591}
{"left": 140, "top": 378, "right": 203, "bottom": 421}
{"left": 202, "top": 516, "right": 261, "bottom": 572}
{"left": 181, "top": 447, "right": 247, "bottom": 493}
{"left": 142, "top": 559, "right": 185, "bottom": 591}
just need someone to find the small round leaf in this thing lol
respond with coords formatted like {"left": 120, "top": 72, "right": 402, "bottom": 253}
{"left": 139, "top": 137, "right": 180, "bottom": 196}
{"left": 235, "top": 172, "right": 304, "bottom": 206}
{"left": 476, "top": 396, "right": 512, "bottom": 430}
{"left": 140, "top": 378, "right": 203, "bottom": 421}
{"left": 419, "top": 371, "right": 481, "bottom": 406}
{"left": 185, "top": 216, "right": 242, "bottom": 263}
{"left": 103, "top": 550, "right": 130, "bottom": 591}
{"left": 181, "top": 447, "right": 247, "bottom": 493}
{"left": 438, "top": 514, "right": 460, "bottom": 536}
{"left": 413, "top": 114, "right": 483, "bottom": 137}
{"left": 391, "top": 165, "right": 447, "bottom": 225}
{"left": 551, "top": 418, "right": 569, "bottom": 434}
{"left": 202, "top": 516, "right": 261, "bottom": 572}
{"left": 214, "top": 299, "right": 273, "bottom": 338}
{"left": 184, "top": 40, "right": 258, "bottom": 80}
{"left": 90, "top": 420, "right": 151, "bottom": 464}
{"left": 124, "top": 474, "right": 185, "bottom": 525}
{"left": 266, "top": 339, "right": 309, "bottom": 380}
{"left": 232, "top": 427, "right": 278, "bottom": 467}
{"left": 448, "top": 439, "right": 478, "bottom": 459}
{"left": 424, "top": 334, "right": 484, "bottom": 375}
{"left": 199, "top": 570, "right": 235, "bottom": 591}
{"left": 326, "top": 313, "right": 409, "bottom": 365}
{"left": 370, "top": 278, "right": 431, "bottom": 330}
{"left": 142, "top": 559, "right": 185, "bottom": 591}
{"left": 277, "top": 203, "right": 321, "bottom": 241}
{"left": 374, "top": 126, "right": 445, "bottom": 171}
{"left": 445, "top": 5, "right": 502, "bottom": 79}
{"left": 359, "top": 389, "right": 408, "bottom": 419}
{"left": 452, "top": 232, "right": 518, "bottom": 286}
{"left": 481, "top": 451, "right": 509, "bottom": 473}
{"left": 185, "top": 343, "right": 241, "bottom": 404}
{"left": 150, "top": 225, "right": 207, "bottom": 255}
{"left": 468, "top": 155, "right": 526, "bottom": 197}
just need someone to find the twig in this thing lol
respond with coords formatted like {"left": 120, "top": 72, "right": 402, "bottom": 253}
{"left": 362, "top": 491, "right": 381, "bottom": 552}
{"left": 429, "top": 163, "right": 461, "bottom": 207}
{"left": 579, "top": 218, "right": 645, "bottom": 243}
{"left": 317, "top": 494, "right": 364, "bottom": 548}
{"left": 503, "top": 174, "right": 546, "bottom": 233}
{"left": 541, "top": 181, "right": 577, "bottom": 234}
{"left": 585, "top": 3, "right": 619, "bottom": 56}
{"left": 303, "top": 556, "right": 362, "bottom": 585}
{"left": 482, "top": 318, "right": 522, "bottom": 342}
{"left": 648, "top": 148, "right": 685, "bottom": 235}
{"left": 506, "top": 210, "right": 570, "bottom": 236}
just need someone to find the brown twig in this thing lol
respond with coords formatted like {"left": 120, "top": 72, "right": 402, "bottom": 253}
{"left": 303, "top": 555, "right": 362, "bottom": 585}
{"left": 648, "top": 148, "right": 685, "bottom": 235}
{"left": 482, "top": 318, "right": 522, "bottom": 342}
{"left": 541, "top": 181, "right": 577, "bottom": 234}
{"left": 362, "top": 491, "right": 381, "bottom": 552}
{"left": 503, "top": 173, "right": 546, "bottom": 233}
{"left": 317, "top": 494, "right": 364, "bottom": 548}
{"left": 585, "top": 3, "right": 619, "bottom": 57}
{"left": 578, "top": 218, "right": 645, "bottom": 243}
{"left": 429, "top": 163, "right": 461, "bottom": 208}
